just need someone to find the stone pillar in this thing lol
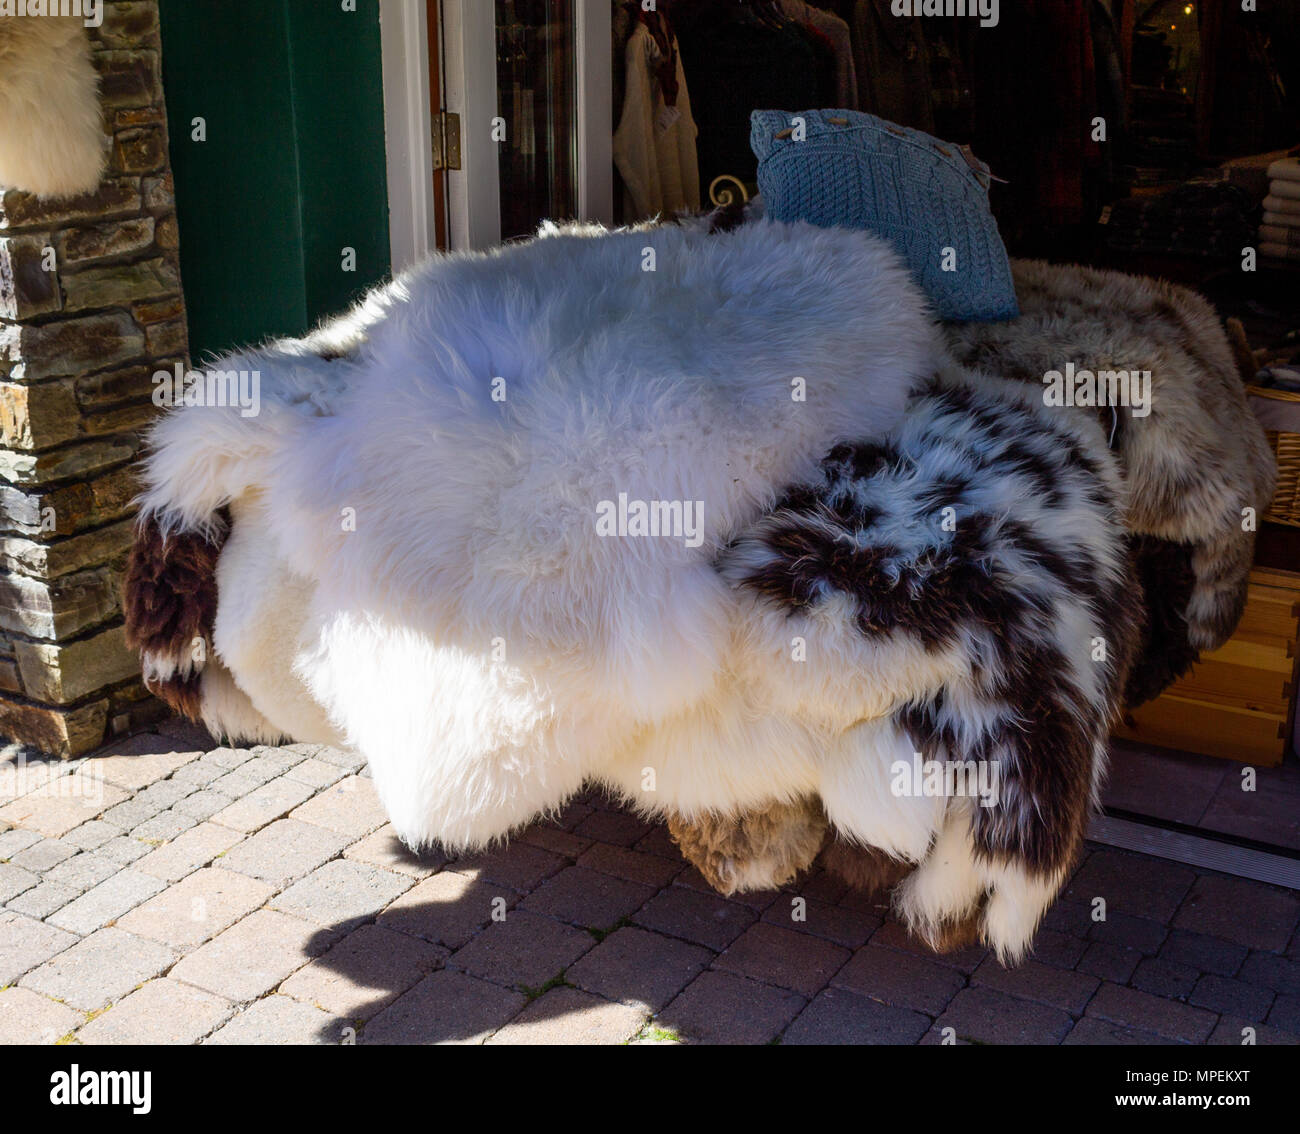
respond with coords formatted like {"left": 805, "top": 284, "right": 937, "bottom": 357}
{"left": 0, "top": 2, "right": 188, "bottom": 756}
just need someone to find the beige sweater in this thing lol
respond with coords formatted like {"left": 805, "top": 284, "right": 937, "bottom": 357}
{"left": 613, "top": 23, "right": 701, "bottom": 220}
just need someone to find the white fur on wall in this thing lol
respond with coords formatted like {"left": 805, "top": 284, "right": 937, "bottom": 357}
{"left": 0, "top": 16, "right": 105, "bottom": 198}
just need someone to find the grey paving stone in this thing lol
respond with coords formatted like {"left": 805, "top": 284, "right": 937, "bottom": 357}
{"left": 576, "top": 843, "right": 682, "bottom": 888}
{"left": 117, "top": 867, "right": 275, "bottom": 949}
{"left": 206, "top": 994, "right": 343, "bottom": 1045}
{"left": 931, "top": 986, "right": 1074, "bottom": 1046}
{"left": 19, "top": 928, "right": 175, "bottom": 1012}
{"left": 97, "top": 835, "right": 154, "bottom": 866}
{"left": 1089, "top": 910, "right": 1167, "bottom": 955}
{"left": 675, "top": 866, "right": 778, "bottom": 911}
{"left": 133, "top": 822, "right": 245, "bottom": 883}
{"left": 282, "top": 758, "right": 347, "bottom": 790}
{"left": 344, "top": 825, "right": 447, "bottom": 879}
{"left": 0, "top": 827, "right": 42, "bottom": 858}
{"left": 1063, "top": 1017, "right": 1178, "bottom": 1045}
{"left": 1086, "top": 981, "right": 1217, "bottom": 1044}
{"left": 288, "top": 776, "right": 388, "bottom": 839}
{"left": 783, "top": 987, "right": 930, "bottom": 1045}
{"left": 520, "top": 866, "right": 654, "bottom": 931}
{"left": 1267, "top": 993, "right": 1300, "bottom": 1034}
{"left": 1040, "top": 897, "right": 1094, "bottom": 938}
{"left": 129, "top": 808, "right": 198, "bottom": 843}
{"left": 1130, "top": 957, "right": 1200, "bottom": 1000}
{"left": 43, "top": 850, "right": 121, "bottom": 891}
{"left": 5, "top": 879, "right": 78, "bottom": 920}
{"left": 1173, "top": 876, "right": 1300, "bottom": 953}
{"left": 761, "top": 895, "right": 880, "bottom": 949}
{"left": 451, "top": 909, "right": 594, "bottom": 990}
{"left": 633, "top": 884, "right": 757, "bottom": 951}
{"left": 1077, "top": 941, "right": 1142, "bottom": 984}
{"left": 202, "top": 747, "right": 255, "bottom": 771}
{"left": 213, "top": 775, "right": 322, "bottom": 837}
{"left": 870, "top": 919, "right": 988, "bottom": 972}
{"left": 212, "top": 775, "right": 316, "bottom": 834}
{"left": 312, "top": 746, "right": 368, "bottom": 772}
{"left": 361, "top": 970, "right": 526, "bottom": 1045}
{"left": 47, "top": 868, "right": 167, "bottom": 936}
{"left": 133, "top": 779, "right": 196, "bottom": 814}
{"left": 485, "top": 986, "right": 647, "bottom": 1045}
{"left": 567, "top": 926, "right": 712, "bottom": 1012}
{"left": 79, "top": 747, "right": 199, "bottom": 793}
{"left": 59, "top": 820, "right": 118, "bottom": 851}
{"left": 8, "top": 837, "right": 78, "bottom": 873}
{"left": 167, "top": 761, "right": 226, "bottom": 791}
{"left": 0, "top": 778, "right": 130, "bottom": 838}
{"left": 518, "top": 823, "right": 592, "bottom": 859}
{"left": 0, "top": 985, "right": 82, "bottom": 1044}
{"left": 450, "top": 841, "right": 568, "bottom": 892}
{"left": 1031, "top": 928, "right": 1089, "bottom": 969}
{"left": 1238, "top": 951, "right": 1300, "bottom": 996}
{"left": 171, "top": 789, "right": 235, "bottom": 822}
{"left": 76, "top": 978, "right": 232, "bottom": 1045}
{"left": 714, "top": 923, "right": 850, "bottom": 998}
{"left": 660, "top": 970, "right": 805, "bottom": 1045}
{"left": 100, "top": 796, "right": 167, "bottom": 832}
{"left": 1190, "top": 974, "right": 1274, "bottom": 1022}
{"left": 279, "top": 923, "right": 446, "bottom": 1022}
{"left": 972, "top": 957, "right": 1099, "bottom": 1014}
{"left": 378, "top": 871, "right": 518, "bottom": 950}
{"left": 169, "top": 909, "right": 337, "bottom": 1002}
{"left": 1064, "top": 848, "right": 1195, "bottom": 923}
{"left": 833, "top": 944, "right": 965, "bottom": 1016}
{"left": 0, "top": 861, "right": 38, "bottom": 902}
{"left": 1160, "top": 928, "right": 1248, "bottom": 977}
{"left": 217, "top": 818, "right": 349, "bottom": 886}
{"left": 245, "top": 746, "right": 309, "bottom": 775}
{"left": 573, "top": 809, "right": 652, "bottom": 847}
{"left": 271, "top": 859, "right": 412, "bottom": 931}
{"left": 0, "top": 911, "right": 78, "bottom": 985}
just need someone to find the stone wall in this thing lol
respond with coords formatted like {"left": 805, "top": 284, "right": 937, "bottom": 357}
{"left": 0, "top": 2, "right": 186, "bottom": 756}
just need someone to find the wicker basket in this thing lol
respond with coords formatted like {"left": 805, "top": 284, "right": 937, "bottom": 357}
{"left": 1249, "top": 385, "right": 1300, "bottom": 527}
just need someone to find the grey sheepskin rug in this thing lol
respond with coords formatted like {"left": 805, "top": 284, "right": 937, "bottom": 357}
{"left": 946, "top": 258, "right": 1278, "bottom": 697}
{"left": 125, "top": 219, "right": 1274, "bottom": 964}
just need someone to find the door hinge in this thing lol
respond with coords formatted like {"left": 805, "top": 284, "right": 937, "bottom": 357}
{"left": 432, "top": 110, "right": 462, "bottom": 172}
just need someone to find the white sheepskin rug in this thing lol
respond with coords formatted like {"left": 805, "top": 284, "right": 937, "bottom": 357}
{"left": 129, "top": 218, "right": 944, "bottom": 852}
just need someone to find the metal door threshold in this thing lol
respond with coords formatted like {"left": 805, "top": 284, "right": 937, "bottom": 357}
{"left": 1088, "top": 810, "right": 1300, "bottom": 890}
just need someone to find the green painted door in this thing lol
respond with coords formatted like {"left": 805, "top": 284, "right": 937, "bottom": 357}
{"left": 158, "top": 0, "right": 391, "bottom": 362}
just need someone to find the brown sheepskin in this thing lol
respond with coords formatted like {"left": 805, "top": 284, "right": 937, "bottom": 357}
{"left": 667, "top": 798, "right": 828, "bottom": 896}
{"left": 122, "top": 512, "right": 227, "bottom": 720}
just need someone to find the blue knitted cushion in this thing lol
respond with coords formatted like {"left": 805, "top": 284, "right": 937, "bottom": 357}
{"left": 751, "top": 109, "right": 1018, "bottom": 323}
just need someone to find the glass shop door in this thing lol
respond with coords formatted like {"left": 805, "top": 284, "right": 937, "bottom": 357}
{"left": 441, "top": 0, "right": 613, "bottom": 250}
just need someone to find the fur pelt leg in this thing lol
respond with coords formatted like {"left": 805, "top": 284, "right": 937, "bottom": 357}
{"left": 0, "top": 15, "right": 105, "bottom": 197}
{"left": 667, "top": 797, "right": 828, "bottom": 895}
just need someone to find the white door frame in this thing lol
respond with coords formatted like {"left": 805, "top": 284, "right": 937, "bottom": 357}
{"left": 384, "top": 0, "right": 612, "bottom": 254}
{"left": 379, "top": 0, "right": 438, "bottom": 273}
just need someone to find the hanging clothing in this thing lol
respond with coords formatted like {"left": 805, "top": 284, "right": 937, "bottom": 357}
{"left": 778, "top": 0, "right": 859, "bottom": 108}
{"left": 613, "top": 18, "right": 701, "bottom": 220}
{"left": 849, "top": 0, "right": 933, "bottom": 131}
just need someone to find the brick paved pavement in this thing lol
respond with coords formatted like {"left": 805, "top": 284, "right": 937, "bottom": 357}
{"left": 1, "top": 722, "right": 1298, "bottom": 1045}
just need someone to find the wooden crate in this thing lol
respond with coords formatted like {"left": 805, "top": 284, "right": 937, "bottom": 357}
{"left": 1114, "top": 567, "right": 1300, "bottom": 765}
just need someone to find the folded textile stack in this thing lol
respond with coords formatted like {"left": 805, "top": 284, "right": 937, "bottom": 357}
{"left": 1106, "top": 179, "right": 1256, "bottom": 259}
{"left": 1260, "top": 156, "right": 1300, "bottom": 262}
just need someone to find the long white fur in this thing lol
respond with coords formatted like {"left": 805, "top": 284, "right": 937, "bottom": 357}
{"left": 139, "top": 219, "right": 942, "bottom": 842}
